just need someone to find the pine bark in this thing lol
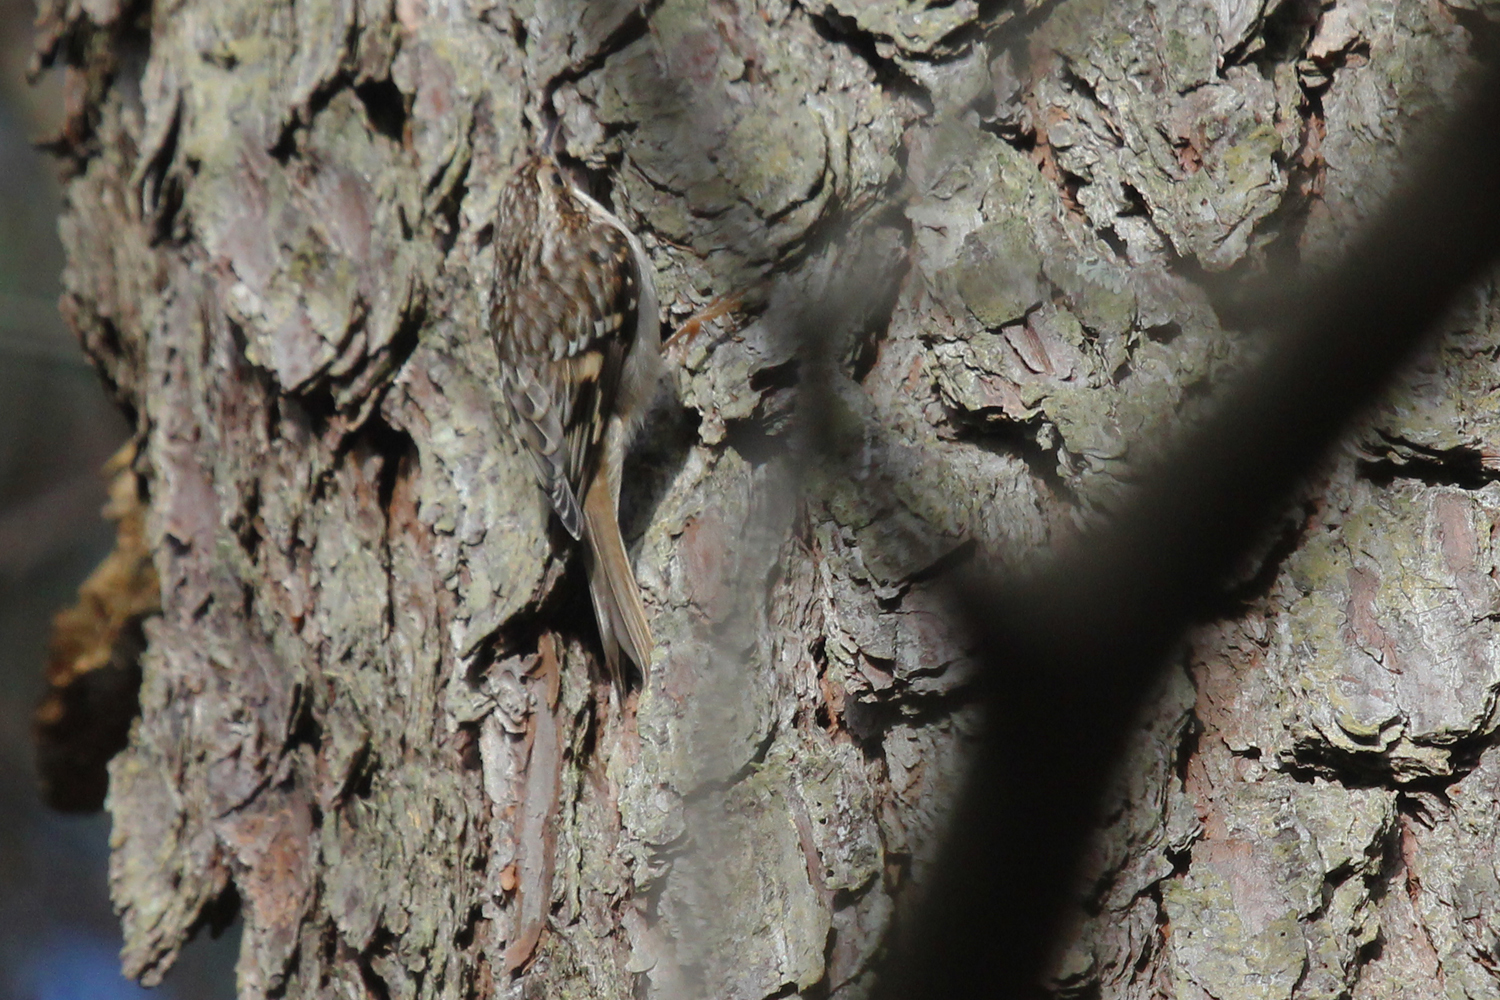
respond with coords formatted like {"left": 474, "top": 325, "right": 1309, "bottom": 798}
{"left": 34, "top": 0, "right": 1500, "bottom": 998}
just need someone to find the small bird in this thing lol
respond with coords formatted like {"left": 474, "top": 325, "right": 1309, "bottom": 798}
{"left": 488, "top": 138, "right": 660, "bottom": 685}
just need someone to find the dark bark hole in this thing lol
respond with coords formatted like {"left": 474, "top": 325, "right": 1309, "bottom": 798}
{"left": 804, "top": 6, "right": 931, "bottom": 110}
{"left": 364, "top": 419, "right": 417, "bottom": 517}
{"left": 952, "top": 415, "right": 1078, "bottom": 506}
{"left": 355, "top": 79, "right": 409, "bottom": 144}
{"left": 749, "top": 358, "right": 800, "bottom": 393}
{"left": 454, "top": 904, "right": 483, "bottom": 949}
{"left": 455, "top": 722, "right": 482, "bottom": 772}
{"left": 359, "top": 930, "right": 396, "bottom": 1000}
{"left": 722, "top": 416, "right": 781, "bottom": 467}
{"left": 577, "top": 697, "right": 600, "bottom": 759}
{"left": 97, "top": 316, "right": 124, "bottom": 363}
{"left": 232, "top": 480, "right": 263, "bottom": 559}
{"left": 721, "top": 358, "right": 801, "bottom": 466}
{"left": 269, "top": 127, "right": 297, "bottom": 164}
{"left": 1057, "top": 167, "right": 1088, "bottom": 214}
{"left": 385, "top": 304, "right": 428, "bottom": 385}
{"left": 349, "top": 759, "right": 378, "bottom": 800}
{"left": 1251, "top": 0, "right": 1325, "bottom": 66}
{"left": 1096, "top": 224, "right": 1128, "bottom": 260}
{"left": 1119, "top": 182, "right": 1150, "bottom": 217}
{"left": 843, "top": 695, "right": 895, "bottom": 744}
{"left": 1059, "top": 64, "right": 1103, "bottom": 107}
{"left": 620, "top": 399, "right": 698, "bottom": 543}
{"left": 286, "top": 683, "right": 323, "bottom": 753}
{"left": 1354, "top": 932, "right": 1385, "bottom": 969}
{"left": 1145, "top": 321, "right": 1182, "bottom": 345}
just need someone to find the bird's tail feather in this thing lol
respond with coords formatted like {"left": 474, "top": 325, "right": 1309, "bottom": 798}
{"left": 581, "top": 474, "right": 653, "bottom": 685}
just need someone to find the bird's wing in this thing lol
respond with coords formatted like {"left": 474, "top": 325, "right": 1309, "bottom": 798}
{"left": 492, "top": 179, "right": 642, "bottom": 538}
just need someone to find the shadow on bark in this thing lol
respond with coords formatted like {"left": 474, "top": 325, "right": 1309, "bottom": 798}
{"left": 828, "top": 57, "right": 1500, "bottom": 1000}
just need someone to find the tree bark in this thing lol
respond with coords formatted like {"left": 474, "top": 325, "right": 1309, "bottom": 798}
{"left": 34, "top": 0, "right": 1500, "bottom": 998}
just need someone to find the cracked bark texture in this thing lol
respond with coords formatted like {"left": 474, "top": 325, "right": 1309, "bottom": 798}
{"left": 34, "top": 0, "right": 1500, "bottom": 997}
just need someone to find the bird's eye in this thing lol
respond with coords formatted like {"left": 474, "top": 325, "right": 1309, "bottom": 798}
{"left": 549, "top": 169, "right": 564, "bottom": 187}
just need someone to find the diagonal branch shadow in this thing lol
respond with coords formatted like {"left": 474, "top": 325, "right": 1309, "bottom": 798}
{"left": 841, "top": 57, "right": 1500, "bottom": 1000}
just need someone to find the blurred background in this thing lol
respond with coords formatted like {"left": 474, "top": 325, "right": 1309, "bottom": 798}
{"left": 0, "top": 2, "right": 236, "bottom": 996}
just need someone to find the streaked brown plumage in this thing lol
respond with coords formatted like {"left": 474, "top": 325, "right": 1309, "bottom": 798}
{"left": 489, "top": 149, "right": 660, "bottom": 684}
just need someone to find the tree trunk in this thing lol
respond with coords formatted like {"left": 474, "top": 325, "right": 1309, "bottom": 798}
{"left": 34, "top": 0, "right": 1500, "bottom": 997}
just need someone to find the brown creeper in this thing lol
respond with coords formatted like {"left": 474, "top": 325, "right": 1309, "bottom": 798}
{"left": 489, "top": 147, "right": 661, "bottom": 683}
